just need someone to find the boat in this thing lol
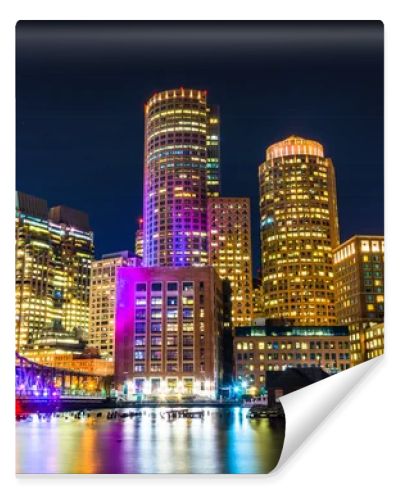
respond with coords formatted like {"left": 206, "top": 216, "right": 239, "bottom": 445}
{"left": 184, "top": 410, "right": 204, "bottom": 419}
{"left": 247, "top": 405, "right": 270, "bottom": 418}
{"left": 160, "top": 408, "right": 189, "bottom": 420}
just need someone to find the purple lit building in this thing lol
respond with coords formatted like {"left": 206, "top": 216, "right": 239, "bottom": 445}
{"left": 114, "top": 266, "right": 224, "bottom": 398}
{"left": 143, "top": 88, "right": 220, "bottom": 267}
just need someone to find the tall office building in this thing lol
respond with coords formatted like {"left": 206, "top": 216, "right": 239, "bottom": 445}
{"left": 16, "top": 192, "right": 94, "bottom": 353}
{"left": 333, "top": 235, "right": 384, "bottom": 364}
{"left": 259, "top": 136, "right": 339, "bottom": 325}
{"left": 135, "top": 217, "right": 144, "bottom": 257}
{"left": 207, "top": 197, "right": 253, "bottom": 326}
{"left": 206, "top": 105, "right": 221, "bottom": 197}
{"left": 114, "top": 266, "right": 223, "bottom": 398}
{"left": 88, "top": 251, "right": 142, "bottom": 362}
{"left": 143, "top": 88, "right": 220, "bottom": 267}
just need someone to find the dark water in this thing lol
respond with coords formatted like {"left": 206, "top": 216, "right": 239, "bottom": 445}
{"left": 16, "top": 407, "right": 285, "bottom": 474}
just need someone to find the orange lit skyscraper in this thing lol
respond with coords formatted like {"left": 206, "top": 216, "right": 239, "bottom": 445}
{"left": 259, "top": 136, "right": 339, "bottom": 325}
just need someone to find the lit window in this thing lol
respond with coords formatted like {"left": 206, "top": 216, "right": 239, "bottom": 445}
{"left": 361, "top": 240, "right": 370, "bottom": 253}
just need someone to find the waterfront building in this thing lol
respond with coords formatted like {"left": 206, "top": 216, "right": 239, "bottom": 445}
{"left": 25, "top": 349, "right": 114, "bottom": 377}
{"left": 15, "top": 192, "right": 94, "bottom": 354}
{"left": 233, "top": 323, "right": 350, "bottom": 392}
{"left": 114, "top": 266, "right": 223, "bottom": 398}
{"left": 88, "top": 251, "right": 142, "bottom": 363}
{"left": 365, "top": 322, "right": 384, "bottom": 360}
{"left": 207, "top": 197, "right": 253, "bottom": 326}
{"left": 135, "top": 217, "right": 144, "bottom": 257}
{"left": 259, "top": 136, "right": 339, "bottom": 326}
{"left": 333, "top": 235, "right": 384, "bottom": 364}
{"left": 266, "top": 367, "right": 330, "bottom": 406}
{"left": 143, "top": 88, "right": 220, "bottom": 267}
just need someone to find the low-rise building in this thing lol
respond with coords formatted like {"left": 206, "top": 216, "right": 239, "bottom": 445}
{"left": 25, "top": 351, "right": 114, "bottom": 377}
{"left": 266, "top": 367, "right": 330, "bottom": 406}
{"left": 233, "top": 324, "right": 350, "bottom": 392}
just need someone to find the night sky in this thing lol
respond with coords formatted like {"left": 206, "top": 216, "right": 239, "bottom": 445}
{"left": 16, "top": 21, "right": 384, "bottom": 271}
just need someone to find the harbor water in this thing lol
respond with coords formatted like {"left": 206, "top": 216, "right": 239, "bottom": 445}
{"left": 16, "top": 407, "right": 285, "bottom": 474}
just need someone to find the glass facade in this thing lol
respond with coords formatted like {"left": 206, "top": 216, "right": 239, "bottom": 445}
{"left": 15, "top": 192, "right": 94, "bottom": 354}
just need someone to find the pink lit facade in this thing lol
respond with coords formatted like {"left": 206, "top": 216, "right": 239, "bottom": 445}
{"left": 114, "top": 266, "right": 223, "bottom": 398}
{"left": 143, "top": 88, "right": 219, "bottom": 267}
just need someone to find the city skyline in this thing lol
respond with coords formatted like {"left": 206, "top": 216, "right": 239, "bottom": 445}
{"left": 14, "top": 21, "right": 384, "bottom": 477}
{"left": 16, "top": 21, "right": 384, "bottom": 270}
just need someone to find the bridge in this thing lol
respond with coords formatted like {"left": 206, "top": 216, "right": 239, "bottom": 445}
{"left": 16, "top": 352, "right": 114, "bottom": 413}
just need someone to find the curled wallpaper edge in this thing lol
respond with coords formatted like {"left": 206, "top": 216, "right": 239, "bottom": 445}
{"left": 275, "top": 356, "right": 383, "bottom": 471}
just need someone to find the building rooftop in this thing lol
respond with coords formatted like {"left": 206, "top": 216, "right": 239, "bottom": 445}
{"left": 16, "top": 191, "right": 48, "bottom": 219}
{"left": 333, "top": 234, "right": 384, "bottom": 251}
{"left": 266, "top": 135, "right": 324, "bottom": 160}
{"left": 48, "top": 205, "right": 91, "bottom": 232}
{"left": 101, "top": 250, "right": 137, "bottom": 260}
{"left": 235, "top": 325, "right": 349, "bottom": 337}
{"left": 16, "top": 192, "right": 91, "bottom": 232}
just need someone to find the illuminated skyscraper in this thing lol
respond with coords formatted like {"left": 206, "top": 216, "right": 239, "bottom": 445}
{"left": 15, "top": 192, "right": 94, "bottom": 354}
{"left": 88, "top": 251, "right": 142, "bottom": 363}
{"left": 206, "top": 105, "right": 221, "bottom": 197}
{"left": 143, "top": 88, "right": 219, "bottom": 267}
{"left": 207, "top": 197, "right": 253, "bottom": 326}
{"left": 259, "top": 136, "right": 339, "bottom": 325}
{"left": 333, "top": 235, "right": 384, "bottom": 364}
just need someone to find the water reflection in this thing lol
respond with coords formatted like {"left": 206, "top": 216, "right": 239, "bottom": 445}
{"left": 16, "top": 408, "right": 285, "bottom": 474}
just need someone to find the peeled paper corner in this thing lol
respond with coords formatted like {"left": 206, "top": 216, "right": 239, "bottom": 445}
{"left": 274, "top": 356, "right": 383, "bottom": 471}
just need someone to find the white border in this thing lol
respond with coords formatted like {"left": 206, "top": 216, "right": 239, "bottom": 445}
{"left": 1, "top": 1, "right": 398, "bottom": 498}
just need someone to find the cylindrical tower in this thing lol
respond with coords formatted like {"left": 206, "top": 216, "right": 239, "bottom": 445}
{"left": 259, "top": 135, "right": 340, "bottom": 325}
{"left": 143, "top": 88, "right": 210, "bottom": 267}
